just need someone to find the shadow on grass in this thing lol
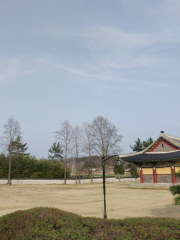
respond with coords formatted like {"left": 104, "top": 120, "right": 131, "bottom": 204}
{"left": 150, "top": 204, "right": 180, "bottom": 219}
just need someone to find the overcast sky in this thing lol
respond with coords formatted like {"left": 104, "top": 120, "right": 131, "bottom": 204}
{"left": 0, "top": 0, "right": 180, "bottom": 158}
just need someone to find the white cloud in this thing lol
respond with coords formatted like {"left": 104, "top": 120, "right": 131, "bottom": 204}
{"left": 0, "top": 52, "right": 174, "bottom": 94}
{"left": 0, "top": 59, "right": 23, "bottom": 83}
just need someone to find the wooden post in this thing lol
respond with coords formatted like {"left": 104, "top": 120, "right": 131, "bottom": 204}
{"left": 140, "top": 167, "right": 143, "bottom": 183}
{"left": 153, "top": 167, "right": 157, "bottom": 183}
{"left": 171, "top": 166, "right": 176, "bottom": 184}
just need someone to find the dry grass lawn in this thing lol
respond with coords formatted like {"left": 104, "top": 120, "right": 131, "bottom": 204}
{"left": 0, "top": 182, "right": 179, "bottom": 219}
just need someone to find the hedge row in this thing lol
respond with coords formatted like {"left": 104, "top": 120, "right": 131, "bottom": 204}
{"left": 0, "top": 207, "right": 180, "bottom": 239}
{"left": 0, "top": 154, "right": 70, "bottom": 179}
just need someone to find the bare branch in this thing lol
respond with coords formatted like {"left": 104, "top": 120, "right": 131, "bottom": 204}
{"left": 0, "top": 116, "right": 22, "bottom": 185}
{"left": 91, "top": 116, "right": 123, "bottom": 157}
{"left": 72, "top": 125, "right": 82, "bottom": 183}
{"left": 0, "top": 116, "right": 22, "bottom": 153}
{"left": 54, "top": 120, "right": 73, "bottom": 184}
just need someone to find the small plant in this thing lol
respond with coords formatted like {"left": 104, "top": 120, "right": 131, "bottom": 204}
{"left": 173, "top": 196, "right": 180, "bottom": 205}
{"left": 169, "top": 168, "right": 180, "bottom": 205}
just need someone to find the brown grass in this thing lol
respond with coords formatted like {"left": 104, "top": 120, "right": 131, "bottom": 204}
{"left": 0, "top": 182, "right": 179, "bottom": 219}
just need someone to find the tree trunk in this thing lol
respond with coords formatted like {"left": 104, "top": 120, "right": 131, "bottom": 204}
{"left": 76, "top": 158, "right": 77, "bottom": 184}
{"left": 119, "top": 174, "right": 120, "bottom": 182}
{"left": 64, "top": 158, "right": 67, "bottom": 184}
{"left": 90, "top": 154, "right": 92, "bottom": 183}
{"left": 7, "top": 153, "right": 11, "bottom": 185}
{"left": 79, "top": 173, "right": 80, "bottom": 184}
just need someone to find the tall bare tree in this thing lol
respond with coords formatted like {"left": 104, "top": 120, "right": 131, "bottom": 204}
{"left": 92, "top": 116, "right": 123, "bottom": 158}
{"left": 72, "top": 125, "right": 82, "bottom": 184}
{"left": 55, "top": 120, "right": 73, "bottom": 184}
{"left": 82, "top": 122, "right": 94, "bottom": 182}
{"left": 0, "top": 116, "right": 22, "bottom": 185}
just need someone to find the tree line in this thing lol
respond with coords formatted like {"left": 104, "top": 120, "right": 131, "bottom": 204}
{"left": 0, "top": 116, "right": 123, "bottom": 184}
{"left": 0, "top": 154, "right": 70, "bottom": 179}
{"left": 0, "top": 115, "right": 156, "bottom": 185}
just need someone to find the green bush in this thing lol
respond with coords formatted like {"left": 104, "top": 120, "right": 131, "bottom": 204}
{"left": 169, "top": 167, "right": 180, "bottom": 205}
{"left": 0, "top": 153, "right": 8, "bottom": 178}
{"left": 30, "top": 172, "right": 42, "bottom": 178}
{"left": 0, "top": 207, "right": 180, "bottom": 240}
{"left": 173, "top": 196, "right": 180, "bottom": 205}
{"left": 169, "top": 185, "right": 180, "bottom": 195}
{"left": 128, "top": 163, "right": 139, "bottom": 178}
{"left": 0, "top": 154, "right": 70, "bottom": 179}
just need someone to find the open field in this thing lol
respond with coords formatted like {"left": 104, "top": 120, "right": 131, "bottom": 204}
{"left": 0, "top": 182, "right": 179, "bottom": 219}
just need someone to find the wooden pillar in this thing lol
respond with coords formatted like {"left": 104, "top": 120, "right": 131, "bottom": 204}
{"left": 140, "top": 167, "right": 143, "bottom": 183}
{"left": 171, "top": 166, "right": 176, "bottom": 184}
{"left": 153, "top": 167, "right": 157, "bottom": 183}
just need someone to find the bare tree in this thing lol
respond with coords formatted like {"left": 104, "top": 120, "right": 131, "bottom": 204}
{"left": 0, "top": 116, "right": 22, "bottom": 185}
{"left": 54, "top": 120, "right": 73, "bottom": 184}
{"left": 92, "top": 116, "right": 123, "bottom": 158}
{"left": 76, "top": 157, "right": 84, "bottom": 184}
{"left": 72, "top": 125, "right": 82, "bottom": 184}
{"left": 82, "top": 122, "right": 94, "bottom": 182}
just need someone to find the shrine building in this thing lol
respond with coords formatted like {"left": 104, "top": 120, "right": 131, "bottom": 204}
{"left": 119, "top": 131, "right": 180, "bottom": 184}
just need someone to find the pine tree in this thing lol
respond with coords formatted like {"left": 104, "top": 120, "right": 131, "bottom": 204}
{"left": 48, "top": 142, "right": 63, "bottom": 161}
{"left": 129, "top": 163, "right": 139, "bottom": 178}
{"left": 130, "top": 137, "right": 153, "bottom": 152}
{"left": 114, "top": 163, "right": 125, "bottom": 181}
{"left": 8, "top": 136, "right": 29, "bottom": 156}
{"left": 142, "top": 137, "right": 153, "bottom": 148}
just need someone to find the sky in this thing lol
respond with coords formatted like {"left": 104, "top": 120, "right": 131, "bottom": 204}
{"left": 0, "top": 0, "right": 180, "bottom": 158}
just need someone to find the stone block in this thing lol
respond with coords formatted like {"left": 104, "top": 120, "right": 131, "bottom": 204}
{"left": 143, "top": 174, "right": 154, "bottom": 183}
{"left": 157, "top": 174, "right": 172, "bottom": 183}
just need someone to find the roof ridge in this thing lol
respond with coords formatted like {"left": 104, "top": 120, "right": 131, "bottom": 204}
{"left": 146, "top": 150, "right": 180, "bottom": 154}
{"left": 143, "top": 133, "right": 164, "bottom": 152}
{"left": 164, "top": 133, "right": 180, "bottom": 140}
{"left": 162, "top": 134, "right": 180, "bottom": 147}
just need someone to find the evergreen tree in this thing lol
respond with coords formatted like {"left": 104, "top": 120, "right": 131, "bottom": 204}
{"left": 114, "top": 163, "right": 125, "bottom": 181}
{"left": 48, "top": 142, "right": 63, "bottom": 161}
{"left": 130, "top": 137, "right": 153, "bottom": 152}
{"left": 6, "top": 136, "right": 29, "bottom": 179}
{"left": 8, "top": 136, "right": 29, "bottom": 156}
{"left": 0, "top": 153, "right": 8, "bottom": 178}
{"left": 0, "top": 154, "right": 69, "bottom": 179}
{"left": 142, "top": 137, "right": 153, "bottom": 149}
{"left": 129, "top": 163, "right": 139, "bottom": 178}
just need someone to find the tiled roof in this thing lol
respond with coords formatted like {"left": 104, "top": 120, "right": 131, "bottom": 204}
{"left": 120, "top": 150, "right": 180, "bottom": 163}
{"left": 120, "top": 132, "right": 180, "bottom": 159}
{"left": 143, "top": 133, "right": 180, "bottom": 152}
{"left": 165, "top": 134, "right": 180, "bottom": 145}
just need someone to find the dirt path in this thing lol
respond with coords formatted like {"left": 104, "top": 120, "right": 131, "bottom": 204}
{"left": 0, "top": 182, "right": 179, "bottom": 219}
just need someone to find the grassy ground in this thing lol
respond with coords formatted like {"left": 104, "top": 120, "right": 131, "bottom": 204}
{"left": 0, "top": 182, "right": 179, "bottom": 219}
{"left": 0, "top": 207, "right": 180, "bottom": 239}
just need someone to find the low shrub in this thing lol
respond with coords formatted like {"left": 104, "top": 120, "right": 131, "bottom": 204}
{"left": 169, "top": 185, "right": 180, "bottom": 195}
{"left": 169, "top": 185, "right": 180, "bottom": 205}
{"left": 0, "top": 207, "right": 180, "bottom": 239}
{"left": 173, "top": 196, "right": 180, "bottom": 205}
